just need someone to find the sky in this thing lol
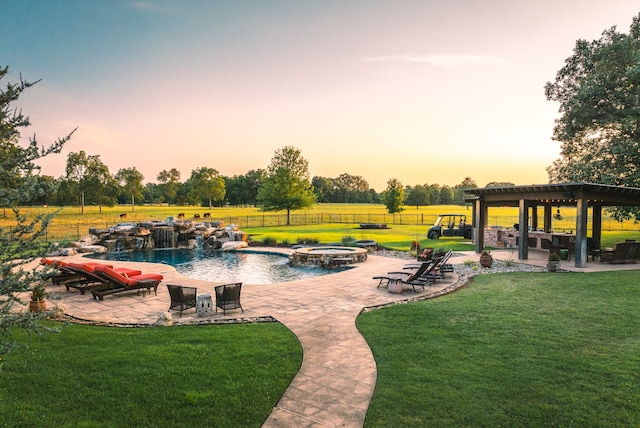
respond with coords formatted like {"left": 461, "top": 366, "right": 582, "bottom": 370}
{"left": 1, "top": 1, "right": 639, "bottom": 191}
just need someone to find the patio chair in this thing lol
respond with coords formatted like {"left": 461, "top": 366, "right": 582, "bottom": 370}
{"left": 167, "top": 284, "right": 198, "bottom": 316}
{"left": 214, "top": 282, "right": 243, "bottom": 315}
{"left": 90, "top": 266, "right": 163, "bottom": 301}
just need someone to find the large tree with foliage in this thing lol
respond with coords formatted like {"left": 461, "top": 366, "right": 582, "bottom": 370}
{"left": 545, "top": 13, "right": 640, "bottom": 220}
{"left": 187, "top": 167, "right": 225, "bottom": 208}
{"left": 381, "top": 178, "right": 405, "bottom": 214}
{"left": 66, "top": 151, "right": 116, "bottom": 213}
{"left": 257, "top": 146, "right": 316, "bottom": 225}
{"left": 116, "top": 167, "right": 144, "bottom": 212}
{"left": 404, "top": 185, "right": 430, "bottom": 209}
{"left": 0, "top": 66, "right": 72, "bottom": 353}
{"left": 156, "top": 168, "right": 181, "bottom": 205}
{"left": 225, "top": 169, "right": 265, "bottom": 206}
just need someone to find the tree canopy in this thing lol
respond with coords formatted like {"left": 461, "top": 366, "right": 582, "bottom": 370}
{"left": 545, "top": 13, "right": 640, "bottom": 220}
{"left": 0, "top": 66, "right": 72, "bottom": 353}
{"left": 381, "top": 178, "right": 405, "bottom": 214}
{"left": 257, "top": 146, "right": 316, "bottom": 225}
{"left": 115, "top": 167, "right": 144, "bottom": 212}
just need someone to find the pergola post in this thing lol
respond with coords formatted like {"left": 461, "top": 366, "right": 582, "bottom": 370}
{"left": 592, "top": 205, "right": 602, "bottom": 248}
{"left": 474, "top": 198, "right": 485, "bottom": 254}
{"left": 543, "top": 205, "right": 552, "bottom": 232}
{"left": 575, "top": 192, "right": 589, "bottom": 267}
{"left": 517, "top": 199, "right": 529, "bottom": 260}
{"left": 531, "top": 203, "right": 538, "bottom": 232}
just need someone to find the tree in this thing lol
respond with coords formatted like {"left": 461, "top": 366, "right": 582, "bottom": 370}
{"left": 64, "top": 151, "right": 90, "bottom": 213}
{"left": 334, "top": 173, "right": 371, "bottom": 203}
{"left": 545, "top": 13, "right": 640, "bottom": 220}
{"left": 0, "top": 66, "right": 72, "bottom": 354}
{"left": 187, "top": 167, "right": 225, "bottom": 208}
{"left": 453, "top": 177, "right": 478, "bottom": 204}
{"left": 312, "top": 176, "right": 336, "bottom": 203}
{"left": 257, "top": 146, "right": 316, "bottom": 225}
{"left": 381, "top": 178, "right": 405, "bottom": 214}
{"left": 66, "top": 151, "right": 116, "bottom": 213}
{"left": 225, "top": 169, "right": 265, "bottom": 206}
{"left": 485, "top": 181, "right": 515, "bottom": 187}
{"left": 157, "top": 168, "right": 181, "bottom": 206}
{"left": 439, "top": 185, "right": 454, "bottom": 205}
{"left": 404, "top": 185, "right": 430, "bottom": 209}
{"left": 85, "top": 156, "right": 118, "bottom": 213}
{"left": 116, "top": 167, "right": 145, "bottom": 212}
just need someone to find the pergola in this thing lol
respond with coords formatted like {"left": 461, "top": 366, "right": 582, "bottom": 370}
{"left": 464, "top": 183, "right": 640, "bottom": 268}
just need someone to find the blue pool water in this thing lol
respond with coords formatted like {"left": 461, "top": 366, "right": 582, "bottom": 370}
{"left": 88, "top": 249, "right": 346, "bottom": 284}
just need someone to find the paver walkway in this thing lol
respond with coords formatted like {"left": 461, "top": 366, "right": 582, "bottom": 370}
{"left": 31, "top": 249, "right": 636, "bottom": 427}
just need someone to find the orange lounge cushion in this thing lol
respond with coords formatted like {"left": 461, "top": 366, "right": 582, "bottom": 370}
{"left": 92, "top": 264, "right": 137, "bottom": 274}
{"left": 98, "top": 267, "right": 162, "bottom": 286}
{"left": 68, "top": 261, "right": 107, "bottom": 271}
{"left": 125, "top": 273, "right": 163, "bottom": 287}
{"left": 114, "top": 268, "right": 142, "bottom": 277}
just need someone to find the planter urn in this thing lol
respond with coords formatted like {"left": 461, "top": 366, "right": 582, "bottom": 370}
{"left": 479, "top": 253, "right": 493, "bottom": 268}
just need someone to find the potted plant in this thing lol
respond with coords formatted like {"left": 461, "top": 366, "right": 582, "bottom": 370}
{"left": 547, "top": 253, "right": 561, "bottom": 272}
{"left": 29, "top": 286, "right": 47, "bottom": 312}
{"left": 479, "top": 250, "right": 493, "bottom": 268}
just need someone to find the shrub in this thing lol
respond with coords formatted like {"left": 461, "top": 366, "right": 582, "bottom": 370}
{"left": 262, "top": 236, "right": 277, "bottom": 246}
{"left": 296, "top": 237, "right": 319, "bottom": 245}
{"left": 341, "top": 235, "right": 357, "bottom": 246}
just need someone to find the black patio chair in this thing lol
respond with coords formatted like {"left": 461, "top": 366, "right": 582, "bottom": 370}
{"left": 167, "top": 284, "right": 197, "bottom": 316}
{"left": 215, "top": 282, "right": 243, "bottom": 315}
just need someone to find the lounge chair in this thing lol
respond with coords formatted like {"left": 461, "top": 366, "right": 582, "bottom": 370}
{"left": 41, "top": 258, "right": 83, "bottom": 285}
{"left": 90, "top": 266, "right": 163, "bottom": 301}
{"left": 167, "top": 284, "right": 198, "bottom": 316}
{"left": 373, "top": 261, "right": 435, "bottom": 292}
{"left": 403, "top": 249, "right": 454, "bottom": 279}
{"left": 63, "top": 263, "right": 141, "bottom": 295}
{"left": 214, "top": 283, "right": 243, "bottom": 315}
{"left": 59, "top": 262, "right": 114, "bottom": 293}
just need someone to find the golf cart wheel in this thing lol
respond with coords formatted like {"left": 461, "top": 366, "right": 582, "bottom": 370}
{"left": 428, "top": 231, "right": 439, "bottom": 240}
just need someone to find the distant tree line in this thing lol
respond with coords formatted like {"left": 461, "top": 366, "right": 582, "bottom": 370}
{"left": 18, "top": 154, "right": 504, "bottom": 211}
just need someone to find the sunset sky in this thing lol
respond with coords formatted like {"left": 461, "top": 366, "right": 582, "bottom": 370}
{"left": 2, "top": 1, "right": 639, "bottom": 191}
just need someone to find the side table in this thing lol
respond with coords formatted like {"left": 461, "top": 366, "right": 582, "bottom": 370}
{"left": 197, "top": 294, "right": 213, "bottom": 317}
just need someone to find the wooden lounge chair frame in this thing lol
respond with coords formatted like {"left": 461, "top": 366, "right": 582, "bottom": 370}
{"left": 167, "top": 284, "right": 198, "bottom": 316}
{"left": 90, "top": 267, "right": 162, "bottom": 301}
{"left": 215, "top": 283, "right": 243, "bottom": 315}
{"left": 373, "top": 261, "right": 435, "bottom": 292}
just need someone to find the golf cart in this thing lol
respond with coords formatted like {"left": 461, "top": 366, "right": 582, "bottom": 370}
{"left": 427, "top": 214, "right": 473, "bottom": 240}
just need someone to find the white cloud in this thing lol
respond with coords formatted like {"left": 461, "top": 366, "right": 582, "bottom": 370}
{"left": 363, "top": 54, "right": 503, "bottom": 67}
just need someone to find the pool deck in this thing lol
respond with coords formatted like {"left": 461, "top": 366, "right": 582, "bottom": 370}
{"left": 26, "top": 248, "right": 640, "bottom": 428}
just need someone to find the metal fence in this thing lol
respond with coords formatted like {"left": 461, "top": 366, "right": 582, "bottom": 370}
{"left": 44, "top": 212, "right": 637, "bottom": 242}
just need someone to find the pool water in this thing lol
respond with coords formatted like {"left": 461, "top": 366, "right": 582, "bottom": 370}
{"left": 88, "top": 249, "right": 347, "bottom": 284}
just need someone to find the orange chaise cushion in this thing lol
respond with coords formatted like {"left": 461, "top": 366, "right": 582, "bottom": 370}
{"left": 92, "top": 264, "right": 141, "bottom": 277}
{"left": 126, "top": 273, "right": 164, "bottom": 287}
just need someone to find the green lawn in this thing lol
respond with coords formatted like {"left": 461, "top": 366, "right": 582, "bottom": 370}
{"left": 357, "top": 271, "right": 640, "bottom": 427}
{"left": 0, "top": 322, "right": 301, "bottom": 427}
{"left": 3, "top": 271, "right": 640, "bottom": 426}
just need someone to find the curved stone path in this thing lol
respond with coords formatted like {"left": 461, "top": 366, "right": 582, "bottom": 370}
{"left": 34, "top": 248, "right": 625, "bottom": 427}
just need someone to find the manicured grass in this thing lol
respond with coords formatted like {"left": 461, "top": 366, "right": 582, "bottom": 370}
{"left": 0, "top": 322, "right": 302, "bottom": 427}
{"left": 357, "top": 271, "right": 640, "bottom": 427}
{"left": 247, "top": 223, "right": 476, "bottom": 252}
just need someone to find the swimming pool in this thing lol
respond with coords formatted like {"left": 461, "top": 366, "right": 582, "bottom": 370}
{"left": 88, "top": 249, "right": 347, "bottom": 284}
